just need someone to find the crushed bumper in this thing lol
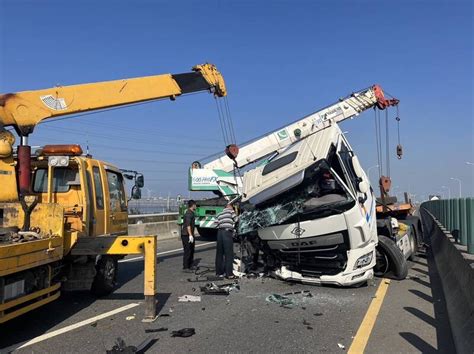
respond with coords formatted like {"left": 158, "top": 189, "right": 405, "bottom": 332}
{"left": 273, "top": 242, "right": 376, "bottom": 286}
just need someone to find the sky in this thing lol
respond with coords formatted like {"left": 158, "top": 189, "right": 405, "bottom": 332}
{"left": 1, "top": 0, "right": 472, "bottom": 201}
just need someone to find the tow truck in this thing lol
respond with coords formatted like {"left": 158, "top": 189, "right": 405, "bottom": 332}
{"left": 186, "top": 85, "right": 417, "bottom": 286}
{"left": 0, "top": 63, "right": 226, "bottom": 323}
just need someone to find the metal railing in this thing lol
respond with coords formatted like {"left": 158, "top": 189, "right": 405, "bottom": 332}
{"left": 421, "top": 198, "right": 474, "bottom": 254}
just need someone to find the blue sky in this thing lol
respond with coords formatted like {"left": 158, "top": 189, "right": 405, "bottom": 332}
{"left": 1, "top": 0, "right": 472, "bottom": 201}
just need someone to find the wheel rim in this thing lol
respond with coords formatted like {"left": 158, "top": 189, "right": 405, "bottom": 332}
{"left": 104, "top": 258, "right": 115, "bottom": 280}
{"left": 374, "top": 248, "right": 389, "bottom": 276}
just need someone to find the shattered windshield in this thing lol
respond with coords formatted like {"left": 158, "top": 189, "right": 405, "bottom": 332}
{"left": 238, "top": 159, "right": 354, "bottom": 234}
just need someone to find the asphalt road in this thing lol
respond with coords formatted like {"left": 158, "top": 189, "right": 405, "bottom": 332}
{"left": 0, "top": 237, "right": 453, "bottom": 353}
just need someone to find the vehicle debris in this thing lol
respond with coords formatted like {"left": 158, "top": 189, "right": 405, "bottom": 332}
{"left": 145, "top": 327, "right": 168, "bottom": 333}
{"left": 171, "top": 328, "right": 196, "bottom": 338}
{"left": 178, "top": 295, "right": 201, "bottom": 302}
{"left": 125, "top": 315, "right": 136, "bottom": 321}
{"left": 200, "top": 282, "right": 240, "bottom": 295}
{"left": 106, "top": 336, "right": 158, "bottom": 354}
{"left": 265, "top": 294, "right": 297, "bottom": 307}
{"left": 337, "top": 343, "right": 345, "bottom": 350}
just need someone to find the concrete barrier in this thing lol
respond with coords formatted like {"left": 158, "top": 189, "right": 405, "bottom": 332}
{"left": 420, "top": 208, "right": 474, "bottom": 354}
{"left": 128, "top": 212, "right": 178, "bottom": 224}
{"left": 128, "top": 220, "right": 180, "bottom": 241}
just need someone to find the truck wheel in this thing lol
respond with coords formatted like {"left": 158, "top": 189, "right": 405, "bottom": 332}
{"left": 197, "top": 227, "right": 217, "bottom": 240}
{"left": 91, "top": 256, "right": 117, "bottom": 296}
{"left": 408, "top": 225, "right": 418, "bottom": 261}
{"left": 376, "top": 235, "right": 408, "bottom": 280}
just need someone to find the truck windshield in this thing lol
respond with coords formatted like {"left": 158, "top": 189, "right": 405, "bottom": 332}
{"left": 33, "top": 168, "right": 79, "bottom": 193}
{"left": 238, "top": 159, "right": 354, "bottom": 234}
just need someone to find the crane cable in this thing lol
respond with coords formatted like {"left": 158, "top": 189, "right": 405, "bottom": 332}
{"left": 374, "top": 108, "right": 383, "bottom": 178}
{"left": 214, "top": 95, "right": 237, "bottom": 147}
{"left": 385, "top": 108, "right": 390, "bottom": 177}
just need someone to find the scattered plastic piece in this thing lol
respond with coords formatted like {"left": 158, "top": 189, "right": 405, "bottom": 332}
{"left": 338, "top": 343, "right": 345, "bottom": 349}
{"left": 145, "top": 327, "right": 168, "bottom": 333}
{"left": 171, "top": 328, "right": 196, "bottom": 338}
{"left": 126, "top": 315, "right": 136, "bottom": 321}
{"left": 178, "top": 295, "right": 201, "bottom": 302}
{"left": 200, "top": 282, "right": 240, "bottom": 295}
{"left": 106, "top": 336, "right": 158, "bottom": 354}
{"left": 265, "top": 294, "right": 297, "bottom": 307}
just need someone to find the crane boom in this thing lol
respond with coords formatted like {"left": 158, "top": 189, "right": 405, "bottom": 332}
{"left": 0, "top": 63, "right": 226, "bottom": 135}
{"left": 203, "top": 85, "right": 397, "bottom": 172}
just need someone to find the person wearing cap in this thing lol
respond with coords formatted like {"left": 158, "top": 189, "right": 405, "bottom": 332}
{"left": 215, "top": 203, "right": 238, "bottom": 279}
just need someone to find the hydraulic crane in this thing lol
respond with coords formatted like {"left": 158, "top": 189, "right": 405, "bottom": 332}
{"left": 0, "top": 63, "right": 226, "bottom": 323}
{"left": 185, "top": 85, "right": 398, "bottom": 237}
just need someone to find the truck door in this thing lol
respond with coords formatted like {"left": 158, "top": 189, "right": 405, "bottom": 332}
{"left": 104, "top": 168, "right": 128, "bottom": 235}
{"left": 91, "top": 164, "right": 106, "bottom": 236}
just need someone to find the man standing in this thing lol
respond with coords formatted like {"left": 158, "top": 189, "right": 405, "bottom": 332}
{"left": 215, "top": 203, "right": 238, "bottom": 279}
{"left": 181, "top": 200, "right": 197, "bottom": 271}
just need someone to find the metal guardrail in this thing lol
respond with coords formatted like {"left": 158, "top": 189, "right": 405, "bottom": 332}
{"left": 128, "top": 212, "right": 179, "bottom": 225}
{"left": 421, "top": 198, "right": 474, "bottom": 254}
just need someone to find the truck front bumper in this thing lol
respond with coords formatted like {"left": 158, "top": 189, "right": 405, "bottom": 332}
{"left": 273, "top": 242, "right": 376, "bottom": 287}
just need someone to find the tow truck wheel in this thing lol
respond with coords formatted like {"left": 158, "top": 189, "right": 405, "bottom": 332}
{"left": 91, "top": 256, "right": 117, "bottom": 296}
{"left": 375, "top": 235, "right": 408, "bottom": 280}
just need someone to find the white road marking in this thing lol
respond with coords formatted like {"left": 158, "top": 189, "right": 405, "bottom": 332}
{"left": 118, "top": 241, "right": 215, "bottom": 263}
{"left": 13, "top": 303, "right": 140, "bottom": 351}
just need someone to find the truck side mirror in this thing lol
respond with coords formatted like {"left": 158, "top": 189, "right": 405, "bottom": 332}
{"left": 135, "top": 174, "right": 144, "bottom": 188}
{"left": 357, "top": 179, "right": 369, "bottom": 194}
{"left": 131, "top": 185, "right": 142, "bottom": 200}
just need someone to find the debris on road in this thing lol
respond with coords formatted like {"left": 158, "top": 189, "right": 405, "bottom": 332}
{"left": 125, "top": 315, "right": 136, "bottom": 321}
{"left": 178, "top": 295, "right": 201, "bottom": 302}
{"left": 265, "top": 294, "right": 297, "bottom": 307}
{"left": 314, "top": 313, "right": 323, "bottom": 316}
{"left": 337, "top": 343, "right": 345, "bottom": 350}
{"left": 158, "top": 314, "right": 170, "bottom": 317}
{"left": 200, "top": 282, "right": 240, "bottom": 295}
{"left": 145, "top": 327, "right": 168, "bottom": 333}
{"left": 171, "top": 328, "right": 196, "bottom": 338}
{"left": 106, "top": 336, "right": 158, "bottom": 353}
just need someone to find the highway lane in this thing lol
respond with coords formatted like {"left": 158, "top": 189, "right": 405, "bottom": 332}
{"left": 0, "top": 237, "right": 452, "bottom": 353}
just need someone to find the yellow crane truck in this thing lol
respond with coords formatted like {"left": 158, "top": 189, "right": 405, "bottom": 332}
{"left": 0, "top": 63, "right": 226, "bottom": 323}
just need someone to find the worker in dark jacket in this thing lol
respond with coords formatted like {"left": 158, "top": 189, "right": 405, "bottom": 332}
{"left": 181, "top": 200, "right": 197, "bottom": 271}
{"left": 215, "top": 203, "right": 238, "bottom": 279}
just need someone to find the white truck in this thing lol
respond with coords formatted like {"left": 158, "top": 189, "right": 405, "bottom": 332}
{"left": 190, "top": 85, "right": 416, "bottom": 286}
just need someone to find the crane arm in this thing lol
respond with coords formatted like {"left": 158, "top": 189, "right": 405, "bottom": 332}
{"left": 204, "top": 85, "right": 398, "bottom": 172}
{"left": 0, "top": 63, "right": 226, "bottom": 135}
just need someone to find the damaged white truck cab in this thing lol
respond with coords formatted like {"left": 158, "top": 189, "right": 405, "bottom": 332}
{"left": 239, "top": 124, "right": 378, "bottom": 286}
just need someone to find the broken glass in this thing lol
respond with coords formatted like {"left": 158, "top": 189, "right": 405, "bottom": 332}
{"left": 238, "top": 159, "right": 354, "bottom": 235}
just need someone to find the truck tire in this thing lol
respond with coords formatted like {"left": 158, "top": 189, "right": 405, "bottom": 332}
{"left": 408, "top": 225, "right": 418, "bottom": 261}
{"left": 376, "top": 235, "right": 408, "bottom": 280}
{"left": 91, "top": 256, "right": 117, "bottom": 296}
{"left": 197, "top": 227, "right": 217, "bottom": 240}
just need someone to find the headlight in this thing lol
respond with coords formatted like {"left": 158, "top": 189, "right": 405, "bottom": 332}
{"left": 354, "top": 251, "right": 374, "bottom": 270}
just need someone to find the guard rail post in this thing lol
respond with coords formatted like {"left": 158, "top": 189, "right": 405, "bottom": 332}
{"left": 467, "top": 198, "right": 474, "bottom": 255}
{"left": 459, "top": 198, "right": 467, "bottom": 246}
